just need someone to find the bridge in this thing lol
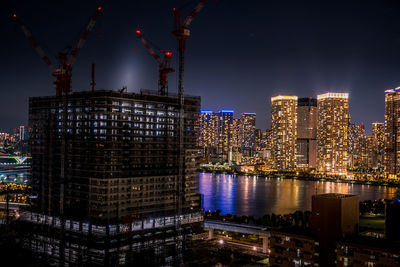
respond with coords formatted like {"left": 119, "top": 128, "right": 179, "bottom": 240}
{"left": 0, "top": 169, "right": 29, "bottom": 184}
{"left": 0, "top": 156, "right": 30, "bottom": 184}
{"left": 204, "top": 219, "right": 270, "bottom": 253}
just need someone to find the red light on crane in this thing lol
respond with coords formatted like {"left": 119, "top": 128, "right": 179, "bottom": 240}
{"left": 165, "top": 52, "right": 172, "bottom": 57}
{"left": 97, "top": 6, "right": 102, "bottom": 11}
{"left": 12, "top": 14, "right": 17, "bottom": 18}
{"left": 136, "top": 30, "right": 141, "bottom": 35}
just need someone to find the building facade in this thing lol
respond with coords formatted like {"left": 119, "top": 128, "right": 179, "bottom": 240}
{"left": 372, "top": 122, "right": 384, "bottom": 168}
{"left": 269, "top": 230, "right": 319, "bottom": 266}
{"left": 271, "top": 95, "right": 298, "bottom": 170}
{"left": 317, "top": 93, "right": 349, "bottom": 175}
{"left": 24, "top": 89, "right": 204, "bottom": 265}
{"left": 348, "top": 123, "right": 365, "bottom": 169}
{"left": 312, "top": 193, "right": 359, "bottom": 267}
{"left": 337, "top": 238, "right": 400, "bottom": 267}
{"left": 384, "top": 88, "right": 400, "bottom": 177}
{"left": 217, "top": 110, "right": 234, "bottom": 162}
{"left": 29, "top": 90, "right": 201, "bottom": 222}
{"left": 296, "top": 97, "right": 317, "bottom": 169}
{"left": 197, "top": 110, "right": 218, "bottom": 161}
{"left": 240, "top": 112, "right": 256, "bottom": 157}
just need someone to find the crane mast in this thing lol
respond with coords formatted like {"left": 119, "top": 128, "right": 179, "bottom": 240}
{"left": 172, "top": 0, "right": 208, "bottom": 218}
{"left": 136, "top": 30, "right": 174, "bottom": 96}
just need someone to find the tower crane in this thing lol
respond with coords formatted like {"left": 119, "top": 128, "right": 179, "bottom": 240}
{"left": 13, "top": 6, "right": 102, "bottom": 96}
{"left": 136, "top": 30, "right": 174, "bottom": 96}
{"left": 172, "top": 0, "right": 208, "bottom": 215}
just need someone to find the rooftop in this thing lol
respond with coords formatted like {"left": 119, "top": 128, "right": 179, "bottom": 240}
{"left": 317, "top": 92, "right": 348, "bottom": 100}
{"left": 271, "top": 95, "right": 298, "bottom": 102}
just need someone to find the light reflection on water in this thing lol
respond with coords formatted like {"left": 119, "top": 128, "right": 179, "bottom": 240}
{"left": 199, "top": 173, "right": 397, "bottom": 217}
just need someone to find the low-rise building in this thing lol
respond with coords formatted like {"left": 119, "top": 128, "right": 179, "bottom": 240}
{"left": 336, "top": 237, "right": 400, "bottom": 266}
{"left": 269, "top": 230, "right": 319, "bottom": 266}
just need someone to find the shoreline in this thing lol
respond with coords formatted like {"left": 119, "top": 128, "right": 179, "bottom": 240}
{"left": 200, "top": 169, "right": 400, "bottom": 188}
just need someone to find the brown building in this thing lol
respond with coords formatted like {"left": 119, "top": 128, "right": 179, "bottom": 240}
{"left": 297, "top": 97, "right": 317, "bottom": 169}
{"left": 312, "top": 193, "right": 359, "bottom": 267}
{"left": 269, "top": 230, "right": 319, "bottom": 267}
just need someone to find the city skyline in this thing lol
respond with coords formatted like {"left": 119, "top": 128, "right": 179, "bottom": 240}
{"left": 2, "top": 1, "right": 400, "bottom": 266}
{"left": 4, "top": 0, "right": 400, "bottom": 132}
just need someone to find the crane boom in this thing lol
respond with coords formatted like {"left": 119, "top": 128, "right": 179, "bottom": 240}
{"left": 136, "top": 30, "right": 162, "bottom": 65}
{"left": 183, "top": 0, "right": 208, "bottom": 28}
{"left": 136, "top": 30, "right": 174, "bottom": 95}
{"left": 67, "top": 6, "right": 103, "bottom": 66}
{"left": 12, "top": 14, "right": 56, "bottom": 74}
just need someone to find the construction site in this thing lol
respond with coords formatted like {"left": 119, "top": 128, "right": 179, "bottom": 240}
{"left": 10, "top": 1, "right": 209, "bottom": 266}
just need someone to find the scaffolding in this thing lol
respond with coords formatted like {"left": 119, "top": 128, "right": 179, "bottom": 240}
{"left": 26, "top": 89, "right": 203, "bottom": 266}
{"left": 19, "top": 211, "right": 203, "bottom": 266}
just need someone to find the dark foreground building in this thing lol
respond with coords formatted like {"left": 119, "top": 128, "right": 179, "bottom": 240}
{"left": 312, "top": 193, "right": 359, "bottom": 267}
{"left": 20, "top": 89, "right": 203, "bottom": 266}
{"left": 337, "top": 236, "right": 400, "bottom": 266}
{"left": 269, "top": 229, "right": 319, "bottom": 266}
{"left": 385, "top": 198, "right": 400, "bottom": 241}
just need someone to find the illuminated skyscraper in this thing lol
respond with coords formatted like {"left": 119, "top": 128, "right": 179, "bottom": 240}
{"left": 297, "top": 98, "right": 317, "bottom": 169}
{"left": 19, "top": 125, "right": 28, "bottom": 141}
{"left": 198, "top": 110, "right": 219, "bottom": 160}
{"left": 231, "top": 117, "right": 241, "bottom": 150}
{"left": 317, "top": 93, "right": 349, "bottom": 174}
{"left": 348, "top": 123, "right": 365, "bottom": 168}
{"left": 255, "top": 129, "right": 262, "bottom": 151}
{"left": 271, "top": 95, "right": 298, "bottom": 170}
{"left": 384, "top": 88, "right": 400, "bottom": 176}
{"left": 372, "top": 122, "right": 384, "bottom": 168}
{"left": 218, "top": 109, "right": 234, "bottom": 161}
{"left": 360, "top": 135, "right": 374, "bottom": 169}
{"left": 240, "top": 112, "right": 256, "bottom": 156}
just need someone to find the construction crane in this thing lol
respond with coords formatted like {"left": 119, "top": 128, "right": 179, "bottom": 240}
{"left": 172, "top": 0, "right": 208, "bottom": 214}
{"left": 13, "top": 6, "right": 102, "bottom": 96}
{"left": 136, "top": 30, "right": 174, "bottom": 96}
{"left": 171, "top": 1, "right": 208, "bottom": 260}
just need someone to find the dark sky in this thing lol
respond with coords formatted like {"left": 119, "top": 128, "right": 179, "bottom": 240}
{"left": 2, "top": 0, "right": 400, "bottom": 134}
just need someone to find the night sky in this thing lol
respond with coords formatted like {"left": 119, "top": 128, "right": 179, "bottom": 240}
{"left": 2, "top": 0, "right": 400, "bottom": 133}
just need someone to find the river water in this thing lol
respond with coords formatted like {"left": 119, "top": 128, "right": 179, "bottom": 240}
{"left": 199, "top": 172, "right": 398, "bottom": 217}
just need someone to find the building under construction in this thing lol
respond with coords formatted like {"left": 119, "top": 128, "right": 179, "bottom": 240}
{"left": 19, "top": 89, "right": 203, "bottom": 266}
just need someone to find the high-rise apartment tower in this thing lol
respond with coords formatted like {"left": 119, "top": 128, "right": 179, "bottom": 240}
{"left": 240, "top": 112, "right": 256, "bottom": 156}
{"left": 384, "top": 88, "right": 400, "bottom": 177}
{"left": 317, "top": 93, "right": 349, "bottom": 175}
{"left": 271, "top": 95, "right": 298, "bottom": 170}
{"left": 217, "top": 110, "right": 234, "bottom": 161}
